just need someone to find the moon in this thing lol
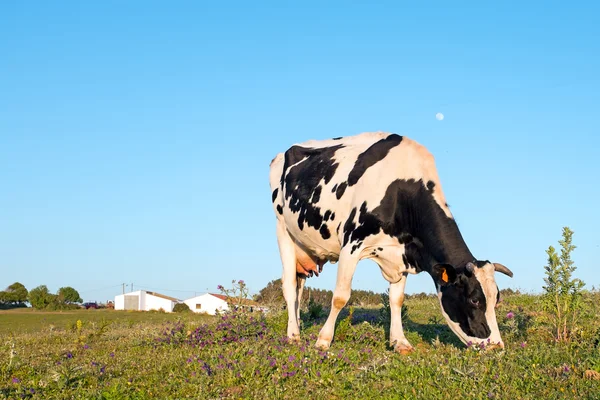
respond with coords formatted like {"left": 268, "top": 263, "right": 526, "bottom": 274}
{"left": 435, "top": 113, "right": 444, "bottom": 121}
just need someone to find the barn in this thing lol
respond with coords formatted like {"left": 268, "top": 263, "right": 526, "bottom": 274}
{"left": 114, "top": 290, "right": 180, "bottom": 312}
{"left": 183, "top": 293, "right": 229, "bottom": 315}
{"left": 183, "top": 293, "right": 268, "bottom": 315}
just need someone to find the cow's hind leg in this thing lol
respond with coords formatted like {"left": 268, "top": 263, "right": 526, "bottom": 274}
{"left": 389, "top": 273, "right": 413, "bottom": 354}
{"left": 315, "top": 249, "right": 359, "bottom": 350}
{"left": 276, "top": 222, "right": 301, "bottom": 341}
{"left": 296, "top": 274, "right": 306, "bottom": 327}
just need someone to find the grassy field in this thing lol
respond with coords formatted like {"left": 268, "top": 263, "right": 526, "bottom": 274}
{"left": 1, "top": 293, "right": 600, "bottom": 399}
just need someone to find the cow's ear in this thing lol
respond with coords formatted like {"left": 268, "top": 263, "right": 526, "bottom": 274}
{"left": 432, "top": 263, "right": 457, "bottom": 285}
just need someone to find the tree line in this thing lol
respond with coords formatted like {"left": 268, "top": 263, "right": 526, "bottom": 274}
{"left": 253, "top": 278, "right": 439, "bottom": 309}
{"left": 0, "top": 282, "right": 83, "bottom": 310}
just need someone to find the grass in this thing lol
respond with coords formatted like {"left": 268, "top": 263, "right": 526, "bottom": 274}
{"left": 1, "top": 292, "right": 599, "bottom": 399}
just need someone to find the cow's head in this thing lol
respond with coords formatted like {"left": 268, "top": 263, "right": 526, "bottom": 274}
{"left": 431, "top": 261, "right": 513, "bottom": 349}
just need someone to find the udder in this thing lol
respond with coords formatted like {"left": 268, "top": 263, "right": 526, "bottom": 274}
{"left": 295, "top": 245, "right": 326, "bottom": 278}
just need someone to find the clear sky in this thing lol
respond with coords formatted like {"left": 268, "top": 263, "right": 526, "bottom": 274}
{"left": 1, "top": 1, "right": 598, "bottom": 303}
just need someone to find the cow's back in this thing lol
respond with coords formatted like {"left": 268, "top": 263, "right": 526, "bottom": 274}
{"left": 269, "top": 131, "right": 452, "bottom": 259}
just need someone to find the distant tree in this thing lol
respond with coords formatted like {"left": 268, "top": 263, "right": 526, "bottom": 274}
{"left": 4, "top": 282, "right": 29, "bottom": 304}
{"left": 542, "top": 226, "right": 585, "bottom": 342}
{"left": 57, "top": 287, "right": 83, "bottom": 304}
{"left": 254, "top": 279, "right": 284, "bottom": 306}
{"left": 28, "top": 285, "right": 55, "bottom": 309}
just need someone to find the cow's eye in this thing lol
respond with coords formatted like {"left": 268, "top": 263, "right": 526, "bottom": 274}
{"left": 468, "top": 298, "right": 480, "bottom": 307}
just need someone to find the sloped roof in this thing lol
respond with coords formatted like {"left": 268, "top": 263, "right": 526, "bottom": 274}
{"left": 146, "top": 291, "right": 180, "bottom": 302}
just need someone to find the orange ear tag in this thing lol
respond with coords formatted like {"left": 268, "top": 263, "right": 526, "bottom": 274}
{"left": 441, "top": 269, "right": 449, "bottom": 283}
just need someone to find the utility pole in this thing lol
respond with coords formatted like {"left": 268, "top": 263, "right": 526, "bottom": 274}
{"left": 122, "top": 283, "right": 126, "bottom": 294}
{"left": 131, "top": 283, "right": 133, "bottom": 292}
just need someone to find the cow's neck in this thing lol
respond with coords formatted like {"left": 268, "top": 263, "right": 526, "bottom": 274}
{"left": 405, "top": 198, "right": 475, "bottom": 270}
{"left": 416, "top": 217, "right": 474, "bottom": 269}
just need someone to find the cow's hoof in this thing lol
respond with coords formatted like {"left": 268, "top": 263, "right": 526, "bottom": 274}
{"left": 394, "top": 344, "right": 414, "bottom": 355}
{"left": 288, "top": 334, "right": 301, "bottom": 344}
{"left": 315, "top": 338, "right": 331, "bottom": 350}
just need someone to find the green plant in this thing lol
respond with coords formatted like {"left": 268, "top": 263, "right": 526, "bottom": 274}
{"left": 301, "top": 299, "right": 324, "bottom": 323}
{"left": 218, "top": 280, "right": 250, "bottom": 307}
{"left": 173, "top": 303, "right": 191, "bottom": 313}
{"left": 28, "top": 285, "right": 55, "bottom": 309}
{"left": 57, "top": 287, "right": 82, "bottom": 304}
{"left": 335, "top": 306, "right": 354, "bottom": 342}
{"left": 542, "top": 226, "right": 585, "bottom": 342}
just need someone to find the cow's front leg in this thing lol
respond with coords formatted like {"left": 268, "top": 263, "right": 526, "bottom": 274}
{"left": 315, "top": 250, "right": 359, "bottom": 350}
{"left": 389, "top": 273, "right": 413, "bottom": 354}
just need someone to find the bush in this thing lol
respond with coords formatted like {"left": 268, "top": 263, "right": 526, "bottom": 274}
{"left": 542, "top": 226, "right": 585, "bottom": 342}
{"left": 28, "top": 285, "right": 55, "bottom": 309}
{"left": 173, "top": 303, "right": 191, "bottom": 313}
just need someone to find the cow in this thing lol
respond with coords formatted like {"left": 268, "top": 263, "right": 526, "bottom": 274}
{"left": 269, "top": 131, "right": 513, "bottom": 353}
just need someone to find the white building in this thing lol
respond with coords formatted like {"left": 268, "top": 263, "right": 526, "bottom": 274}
{"left": 183, "top": 293, "right": 229, "bottom": 315}
{"left": 114, "top": 290, "right": 179, "bottom": 312}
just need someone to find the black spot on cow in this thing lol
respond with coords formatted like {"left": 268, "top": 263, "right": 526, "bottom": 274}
{"left": 331, "top": 212, "right": 335, "bottom": 221}
{"left": 272, "top": 188, "right": 279, "bottom": 203}
{"left": 343, "top": 207, "right": 357, "bottom": 246}
{"left": 319, "top": 224, "right": 331, "bottom": 240}
{"left": 377, "top": 247, "right": 383, "bottom": 251}
{"left": 311, "top": 186, "right": 322, "bottom": 204}
{"left": 426, "top": 181, "right": 435, "bottom": 191}
{"left": 351, "top": 241, "right": 363, "bottom": 254}
{"left": 281, "top": 144, "right": 344, "bottom": 239}
{"left": 347, "top": 134, "right": 403, "bottom": 186}
{"left": 336, "top": 182, "right": 347, "bottom": 199}
{"left": 346, "top": 202, "right": 381, "bottom": 247}
{"left": 324, "top": 210, "right": 332, "bottom": 221}
{"left": 331, "top": 183, "right": 338, "bottom": 193}
{"left": 276, "top": 205, "right": 283, "bottom": 215}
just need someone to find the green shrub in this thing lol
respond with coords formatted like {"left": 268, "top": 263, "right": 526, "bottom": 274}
{"left": 173, "top": 303, "right": 191, "bottom": 313}
{"left": 542, "top": 226, "right": 585, "bottom": 342}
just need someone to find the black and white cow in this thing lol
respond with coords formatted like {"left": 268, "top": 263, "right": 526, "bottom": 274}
{"left": 269, "top": 131, "right": 513, "bottom": 353}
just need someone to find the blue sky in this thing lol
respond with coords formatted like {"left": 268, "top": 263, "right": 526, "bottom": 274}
{"left": 1, "top": 1, "right": 598, "bottom": 303}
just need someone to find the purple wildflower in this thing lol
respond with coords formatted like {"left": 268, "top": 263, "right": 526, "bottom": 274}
{"left": 238, "top": 280, "right": 245, "bottom": 285}
{"left": 217, "top": 285, "right": 224, "bottom": 291}
{"left": 563, "top": 365, "right": 570, "bottom": 373}
{"left": 506, "top": 311, "right": 514, "bottom": 319}
{"left": 91, "top": 361, "right": 98, "bottom": 367}
{"left": 109, "top": 352, "right": 115, "bottom": 358}
{"left": 520, "top": 342, "right": 527, "bottom": 348}
{"left": 29, "top": 389, "right": 35, "bottom": 394}
{"left": 83, "top": 344, "right": 89, "bottom": 349}
{"left": 12, "top": 378, "right": 20, "bottom": 384}
{"left": 288, "top": 355, "right": 296, "bottom": 362}
{"left": 269, "top": 359, "right": 276, "bottom": 367}
{"left": 100, "top": 366, "right": 105, "bottom": 374}
{"left": 466, "top": 341, "right": 473, "bottom": 348}
{"left": 65, "top": 352, "right": 73, "bottom": 359}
